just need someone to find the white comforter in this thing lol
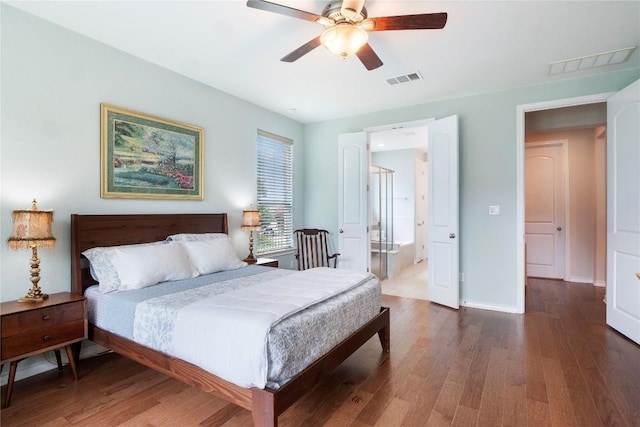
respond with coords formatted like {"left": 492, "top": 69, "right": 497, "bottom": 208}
{"left": 171, "top": 267, "right": 372, "bottom": 388}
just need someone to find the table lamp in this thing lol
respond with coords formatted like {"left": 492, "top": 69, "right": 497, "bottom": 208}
{"left": 241, "top": 206, "right": 260, "bottom": 264}
{"left": 7, "top": 199, "right": 56, "bottom": 302}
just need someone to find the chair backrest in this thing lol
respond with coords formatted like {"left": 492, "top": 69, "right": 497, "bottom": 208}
{"left": 294, "top": 228, "right": 339, "bottom": 270}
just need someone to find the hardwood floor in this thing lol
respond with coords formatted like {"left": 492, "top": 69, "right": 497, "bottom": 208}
{"left": 2, "top": 278, "right": 639, "bottom": 426}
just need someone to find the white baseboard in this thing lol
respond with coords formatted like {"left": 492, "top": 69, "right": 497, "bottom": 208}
{"left": 593, "top": 280, "right": 606, "bottom": 287}
{"left": 0, "top": 341, "right": 110, "bottom": 387}
{"left": 461, "top": 299, "right": 521, "bottom": 314}
{"left": 565, "top": 275, "right": 594, "bottom": 284}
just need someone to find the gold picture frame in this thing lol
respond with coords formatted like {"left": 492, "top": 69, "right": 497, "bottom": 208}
{"left": 100, "top": 104, "right": 203, "bottom": 200}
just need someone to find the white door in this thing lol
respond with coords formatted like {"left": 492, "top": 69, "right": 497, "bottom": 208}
{"left": 606, "top": 79, "right": 640, "bottom": 345}
{"left": 427, "top": 115, "right": 459, "bottom": 309}
{"left": 525, "top": 142, "right": 567, "bottom": 279}
{"left": 415, "top": 157, "right": 427, "bottom": 262}
{"left": 338, "top": 132, "right": 370, "bottom": 272}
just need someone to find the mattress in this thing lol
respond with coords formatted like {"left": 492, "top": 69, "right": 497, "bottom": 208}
{"left": 85, "top": 265, "right": 381, "bottom": 388}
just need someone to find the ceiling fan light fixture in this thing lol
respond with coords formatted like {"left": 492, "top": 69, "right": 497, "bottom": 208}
{"left": 246, "top": 0, "right": 447, "bottom": 70}
{"left": 321, "top": 24, "right": 368, "bottom": 58}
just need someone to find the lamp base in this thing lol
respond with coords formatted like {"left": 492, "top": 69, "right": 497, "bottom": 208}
{"left": 18, "top": 293, "right": 48, "bottom": 303}
{"left": 17, "top": 246, "right": 50, "bottom": 303}
{"left": 244, "top": 230, "right": 258, "bottom": 264}
{"left": 18, "top": 278, "right": 49, "bottom": 303}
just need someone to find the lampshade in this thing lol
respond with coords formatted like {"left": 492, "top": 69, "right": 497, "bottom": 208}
{"left": 8, "top": 200, "right": 56, "bottom": 250}
{"left": 241, "top": 208, "right": 261, "bottom": 231}
{"left": 321, "top": 24, "right": 368, "bottom": 58}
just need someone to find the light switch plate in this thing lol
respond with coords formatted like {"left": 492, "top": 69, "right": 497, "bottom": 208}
{"left": 489, "top": 205, "right": 500, "bottom": 215}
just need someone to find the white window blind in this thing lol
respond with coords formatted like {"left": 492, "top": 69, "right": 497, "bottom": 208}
{"left": 256, "top": 130, "right": 293, "bottom": 254}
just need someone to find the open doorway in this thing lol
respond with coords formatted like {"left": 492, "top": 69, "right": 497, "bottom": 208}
{"left": 369, "top": 126, "right": 428, "bottom": 279}
{"left": 367, "top": 121, "right": 430, "bottom": 298}
{"left": 525, "top": 103, "right": 607, "bottom": 285}
{"left": 516, "top": 93, "right": 611, "bottom": 312}
{"left": 339, "top": 116, "right": 459, "bottom": 306}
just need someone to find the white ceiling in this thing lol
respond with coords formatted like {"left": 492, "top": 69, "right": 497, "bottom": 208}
{"left": 7, "top": 0, "right": 640, "bottom": 125}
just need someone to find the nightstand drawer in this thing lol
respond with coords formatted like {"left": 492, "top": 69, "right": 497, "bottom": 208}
{"left": 1, "top": 319, "right": 85, "bottom": 360}
{"left": 1, "top": 300, "right": 85, "bottom": 338}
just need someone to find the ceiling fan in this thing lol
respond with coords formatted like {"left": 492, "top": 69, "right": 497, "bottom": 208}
{"left": 246, "top": 0, "right": 447, "bottom": 70}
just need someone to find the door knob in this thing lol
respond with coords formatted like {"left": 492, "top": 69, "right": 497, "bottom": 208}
{"left": 339, "top": 229, "right": 344, "bottom": 234}
{"left": 557, "top": 227, "right": 562, "bottom": 231}
{"left": 449, "top": 233, "right": 456, "bottom": 239}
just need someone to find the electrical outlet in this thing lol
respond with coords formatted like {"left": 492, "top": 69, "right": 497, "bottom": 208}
{"left": 459, "top": 272, "right": 465, "bottom": 282}
{"left": 489, "top": 205, "right": 500, "bottom": 215}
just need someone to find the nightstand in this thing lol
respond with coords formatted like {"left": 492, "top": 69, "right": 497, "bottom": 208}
{"left": 1, "top": 292, "right": 87, "bottom": 408}
{"left": 256, "top": 258, "right": 278, "bottom": 268}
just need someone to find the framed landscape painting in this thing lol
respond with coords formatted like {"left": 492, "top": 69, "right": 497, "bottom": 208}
{"left": 100, "top": 104, "right": 203, "bottom": 200}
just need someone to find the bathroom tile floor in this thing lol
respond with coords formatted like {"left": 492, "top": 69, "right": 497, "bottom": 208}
{"left": 380, "top": 259, "right": 428, "bottom": 300}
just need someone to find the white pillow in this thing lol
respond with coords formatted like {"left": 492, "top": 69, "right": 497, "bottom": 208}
{"left": 83, "top": 241, "right": 166, "bottom": 293}
{"left": 179, "top": 238, "right": 246, "bottom": 275}
{"left": 166, "top": 233, "right": 227, "bottom": 242}
{"left": 110, "top": 241, "right": 198, "bottom": 290}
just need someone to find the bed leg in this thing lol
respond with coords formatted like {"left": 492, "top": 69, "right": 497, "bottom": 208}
{"left": 378, "top": 307, "right": 391, "bottom": 352}
{"left": 251, "top": 388, "right": 277, "bottom": 427}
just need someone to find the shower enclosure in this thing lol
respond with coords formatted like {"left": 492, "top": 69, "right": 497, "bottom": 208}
{"left": 370, "top": 164, "right": 394, "bottom": 279}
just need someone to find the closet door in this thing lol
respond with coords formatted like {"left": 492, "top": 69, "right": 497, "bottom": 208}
{"left": 524, "top": 141, "right": 567, "bottom": 279}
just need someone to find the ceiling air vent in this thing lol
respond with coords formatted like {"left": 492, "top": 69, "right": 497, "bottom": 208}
{"left": 386, "top": 71, "right": 423, "bottom": 86}
{"left": 549, "top": 46, "right": 636, "bottom": 75}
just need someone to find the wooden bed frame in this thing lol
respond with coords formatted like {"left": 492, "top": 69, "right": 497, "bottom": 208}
{"left": 70, "top": 213, "right": 390, "bottom": 427}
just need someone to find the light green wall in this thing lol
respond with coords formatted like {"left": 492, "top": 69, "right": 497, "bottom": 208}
{"left": 0, "top": 5, "right": 304, "bottom": 301}
{"left": 304, "top": 69, "right": 640, "bottom": 311}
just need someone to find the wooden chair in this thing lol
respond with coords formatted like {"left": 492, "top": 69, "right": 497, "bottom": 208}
{"left": 294, "top": 228, "right": 340, "bottom": 270}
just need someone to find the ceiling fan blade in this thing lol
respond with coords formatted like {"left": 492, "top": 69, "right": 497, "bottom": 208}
{"left": 356, "top": 43, "right": 383, "bottom": 70}
{"left": 246, "top": 0, "right": 322, "bottom": 23}
{"left": 369, "top": 13, "right": 447, "bottom": 31}
{"left": 281, "top": 36, "right": 322, "bottom": 62}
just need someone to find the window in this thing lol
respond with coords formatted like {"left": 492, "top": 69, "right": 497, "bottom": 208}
{"left": 256, "top": 130, "right": 293, "bottom": 254}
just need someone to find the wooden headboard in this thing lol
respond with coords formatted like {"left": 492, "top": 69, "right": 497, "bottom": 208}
{"left": 70, "top": 213, "right": 228, "bottom": 295}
